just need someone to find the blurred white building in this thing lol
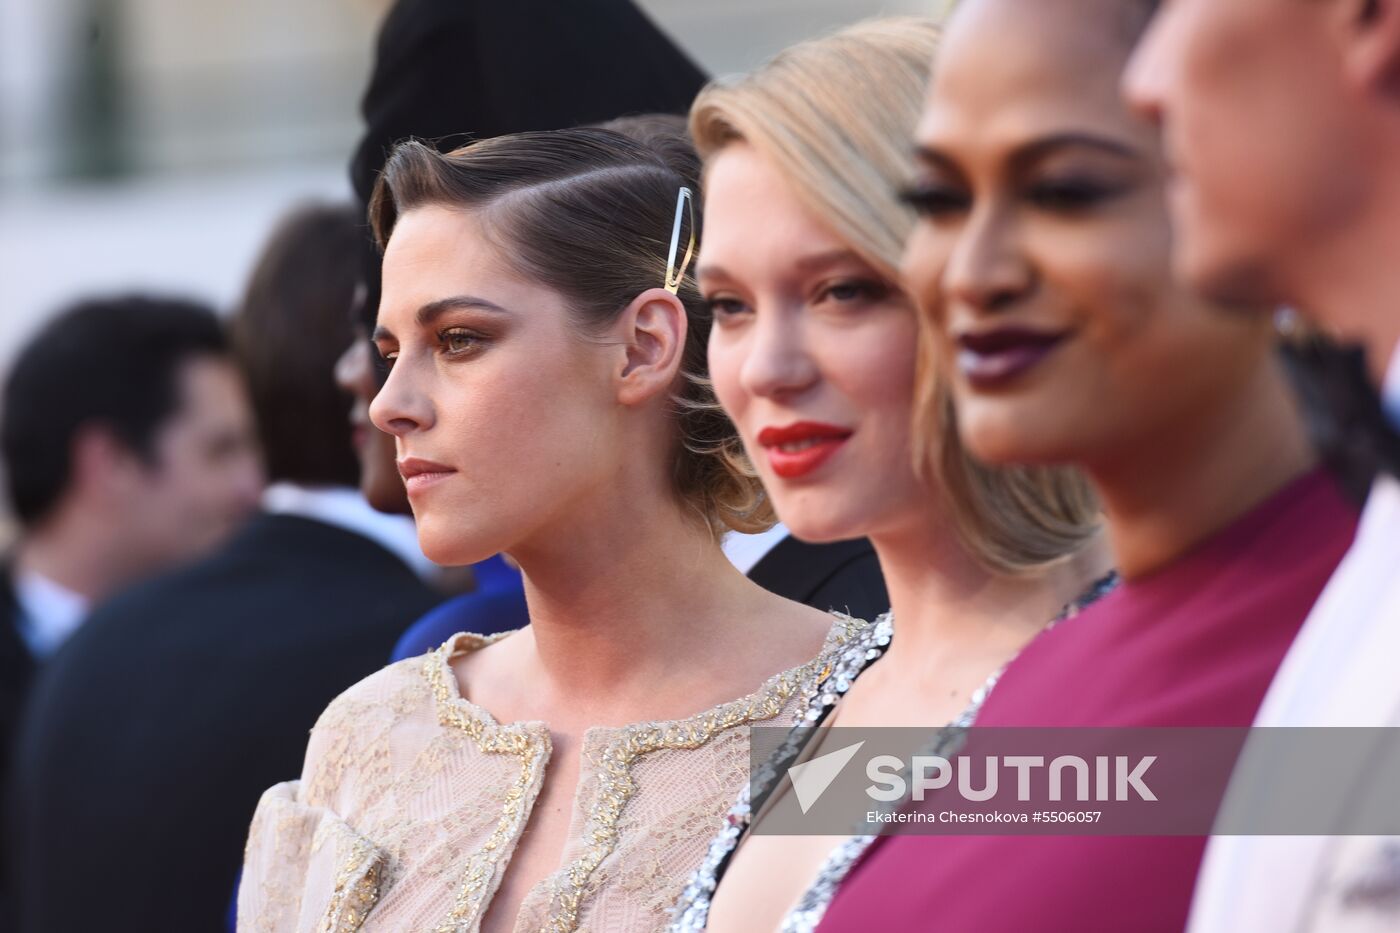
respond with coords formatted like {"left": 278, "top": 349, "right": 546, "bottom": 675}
{"left": 0, "top": 0, "right": 935, "bottom": 536}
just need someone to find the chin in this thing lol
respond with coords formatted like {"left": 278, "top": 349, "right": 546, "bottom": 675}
{"left": 415, "top": 521, "right": 497, "bottom": 568}
{"left": 960, "top": 414, "right": 1066, "bottom": 469}
{"left": 1172, "top": 201, "right": 1283, "bottom": 311}
{"left": 773, "top": 500, "right": 869, "bottom": 545}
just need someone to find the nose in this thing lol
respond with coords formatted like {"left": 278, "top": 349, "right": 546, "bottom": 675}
{"left": 1122, "top": 8, "right": 1172, "bottom": 128}
{"left": 236, "top": 457, "right": 266, "bottom": 511}
{"left": 943, "top": 205, "right": 1033, "bottom": 315}
{"left": 738, "top": 305, "right": 820, "bottom": 401}
{"left": 369, "top": 353, "right": 435, "bottom": 437}
{"left": 335, "top": 338, "right": 371, "bottom": 399}
{"left": 228, "top": 445, "right": 266, "bottom": 516}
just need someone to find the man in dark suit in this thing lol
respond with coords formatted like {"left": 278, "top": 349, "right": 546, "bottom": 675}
{"left": 5, "top": 205, "right": 442, "bottom": 933}
{"left": 0, "top": 295, "right": 263, "bottom": 924}
{"left": 743, "top": 528, "right": 887, "bottom": 623}
{"left": 0, "top": 568, "right": 29, "bottom": 808}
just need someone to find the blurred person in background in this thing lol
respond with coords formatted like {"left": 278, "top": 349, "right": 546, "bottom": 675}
{"left": 1127, "top": 0, "right": 1400, "bottom": 929}
{"left": 0, "top": 294, "right": 260, "bottom": 923}
{"left": 818, "top": 0, "right": 1357, "bottom": 928}
{"left": 0, "top": 293, "right": 260, "bottom": 784}
{"left": 4, "top": 203, "right": 441, "bottom": 933}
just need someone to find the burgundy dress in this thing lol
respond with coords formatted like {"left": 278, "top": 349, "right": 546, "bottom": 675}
{"left": 816, "top": 469, "right": 1358, "bottom": 933}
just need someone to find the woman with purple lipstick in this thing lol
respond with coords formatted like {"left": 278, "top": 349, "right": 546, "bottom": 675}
{"left": 817, "top": 0, "right": 1360, "bottom": 929}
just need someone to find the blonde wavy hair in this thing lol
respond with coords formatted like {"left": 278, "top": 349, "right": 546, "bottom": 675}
{"left": 689, "top": 16, "right": 1101, "bottom": 573}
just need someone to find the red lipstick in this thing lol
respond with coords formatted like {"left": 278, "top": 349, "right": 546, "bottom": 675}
{"left": 756, "top": 422, "right": 853, "bottom": 479}
{"left": 956, "top": 326, "right": 1068, "bottom": 390}
{"left": 397, "top": 456, "right": 457, "bottom": 494}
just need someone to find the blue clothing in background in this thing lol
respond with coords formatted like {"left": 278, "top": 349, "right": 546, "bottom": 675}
{"left": 390, "top": 555, "right": 527, "bottom": 661}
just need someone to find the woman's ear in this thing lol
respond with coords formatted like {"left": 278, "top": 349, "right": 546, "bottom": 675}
{"left": 614, "top": 287, "right": 689, "bottom": 406}
{"left": 1345, "top": 0, "right": 1400, "bottom": 98}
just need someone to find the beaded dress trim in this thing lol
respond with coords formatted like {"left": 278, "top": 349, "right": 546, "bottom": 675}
{"left": 666, "top": 571, "right": 1119, "bottom": 932}
{"left": 424, "top": 614, "right": 866, "bottom": 933}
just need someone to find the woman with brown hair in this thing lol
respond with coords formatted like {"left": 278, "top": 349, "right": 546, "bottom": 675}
{"left": 238, "top": 125, "right": 863, "bottom": 933}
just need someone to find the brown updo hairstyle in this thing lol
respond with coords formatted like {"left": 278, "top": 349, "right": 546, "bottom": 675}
{"left": 691, "top": 17, "right": 1101, "bottom": 573}
{"left": 369, "top": 125, "right": 773, "bottom": 539}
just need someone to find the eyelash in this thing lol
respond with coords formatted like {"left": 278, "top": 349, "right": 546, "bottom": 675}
{"left": 704, "top": 297, "right": 749, "bottom": 321}
{"left": 704, "top": 279, "right": 888, "bottom": 322}
{"left": 816, "top": 279, "right": 888, "bottom": 306}
{"left": 439, "top": 327, "right": 482, "bottom": 356}
{"left": 375, "top": 327, "right": 485, "bottom": 368}
{"left": 899, "top": 184, "right": 970, "bottom": 219}
{"left": 1026, "top": 177, "right": 1127, "bottom": 211}
{"left": 899, "top": 177, "right": 1128, "bottom": 219}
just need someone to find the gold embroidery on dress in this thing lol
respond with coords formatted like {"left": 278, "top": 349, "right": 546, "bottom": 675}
{"left": 542, "top": 662, "right": 824, "bottom": 933}
{"left": 316, "top": 828, "right": 385, "bottom": 933}
{"left": 266, "top": 610, "right": 862, "bottom": 930}
{"left": 422, "top": 636, "right": 549, "bottom": 932}
{"left": 536, "top": 614, "right": 864, "bottom": 933}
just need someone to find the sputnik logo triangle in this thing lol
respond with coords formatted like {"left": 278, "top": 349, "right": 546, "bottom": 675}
{"left": 787, "top": 740, "right": 866, "bottom": 815}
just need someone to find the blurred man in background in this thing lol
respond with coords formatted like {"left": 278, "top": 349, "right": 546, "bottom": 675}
{"left": 0, "top": 294, "right": 261, "bottom": 922}
{"left": 0, "top": 294, "right": 261, "bottom": 771}
{"left": 4, "top": 204, "right": 440, "bottom": 933}
{"left": 1128, "top": 2, "right": 1400, "bottom": 930}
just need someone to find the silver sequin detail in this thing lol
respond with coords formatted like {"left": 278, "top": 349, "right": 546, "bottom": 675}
{"left": 667, "top": 572, "right": 1118, "bottom": 932}
{"left": 667, "top": 614, "right": 894, "bottom": 932}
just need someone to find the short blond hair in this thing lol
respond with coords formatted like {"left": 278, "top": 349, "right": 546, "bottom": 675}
{"left": 690, "top": 17, "right": 1100, "bottom": 573}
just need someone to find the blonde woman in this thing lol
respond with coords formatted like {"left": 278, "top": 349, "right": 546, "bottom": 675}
{"left": 668, "top": 19, "right": 1116, "bottom": 933}
{"left": 238, "top": 126, "right": 865, "bottom": 933}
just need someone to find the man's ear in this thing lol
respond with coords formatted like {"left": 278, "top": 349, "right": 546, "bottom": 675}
{"left": 69, "top": 422, "right": 145, "bottom": 503}
{"left": 1345, "top": 0, "right": 1400, "bottom": 99}
{"left": 614, "top": 287, "right": 688, "bottom": 406}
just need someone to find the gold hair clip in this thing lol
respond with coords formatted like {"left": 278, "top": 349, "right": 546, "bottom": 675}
{"left": 664, "top": 186, "right": 696, "bottom": 294}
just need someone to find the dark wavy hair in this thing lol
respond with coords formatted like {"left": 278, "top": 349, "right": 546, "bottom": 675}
{"left": 2, "top": 296, "right": 228, "bottom": 528}
{"left": 369, "top": 126, "right": 773, "bottom": 536}
{"left": 231, "top": 202, "right": 362, "bottom": 487}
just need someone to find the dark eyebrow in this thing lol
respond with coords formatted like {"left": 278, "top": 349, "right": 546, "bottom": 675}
{"left": 372, "top": 294, "right": 511, "bottom": 342}
{"left": 1008, "top": 132, "right": 1142, "bottom": 172}
{"left": 913, "top": 132, "right": 1141, "bottom": 177}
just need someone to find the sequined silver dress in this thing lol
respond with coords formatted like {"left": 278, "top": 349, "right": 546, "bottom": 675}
{"left": 667, "top": 572, "right": 1119, "bottom": 933}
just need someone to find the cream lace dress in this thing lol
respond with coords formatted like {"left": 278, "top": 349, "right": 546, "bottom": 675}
{"left": 238, "top": 617, "right": 864, "bottom": 933}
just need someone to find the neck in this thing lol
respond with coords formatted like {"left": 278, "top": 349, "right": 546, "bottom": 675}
{"left": 869, "top": 506, "right": 1112, "bottom": 676}
{"left": 15, "top": 508, "right": 129, "bottom": 602}
{"left": 507, "top": 486, "right": 760, "bottom": 704}
{"left": 1289, "top": 173, "right": 1400, "bottom": 383}
{"left": 1089, "top": 355, "right": 1313, "bottom": 581}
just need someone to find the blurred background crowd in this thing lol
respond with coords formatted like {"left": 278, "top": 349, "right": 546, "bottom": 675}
{"left": 0, "top": 2, "right": 921, "bottom": 930}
